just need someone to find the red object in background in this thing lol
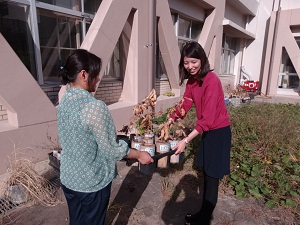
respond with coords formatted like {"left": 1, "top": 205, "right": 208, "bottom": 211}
{"left": 240, "top": 81, "right": 259, "bottom": 92}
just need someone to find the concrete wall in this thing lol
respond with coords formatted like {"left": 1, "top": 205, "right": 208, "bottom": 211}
{"left": 261, "top": 7, "right": 300, "bottom": 96}
{"left": 0, "top": 34, "right": 58, "bottom": 173}
{"left": 77, "top": 0, "right": 225, "bottom": 132}
{"left": 0, "top": 104, "right": 8, "bottom": 121}
{"left": 281, "top": 0, "right": 300, "bottom": 10}
{"left": 169, "top": 0, "right": 206, "bottom": 21}
{"left": 225, "top": 2, "right": 246, "bottom": 28}
{"left": 241, "top": 0, "right": 274, "bottom": 83}
{"left": 1, "top": 0, "right": 300, "bottom": 176}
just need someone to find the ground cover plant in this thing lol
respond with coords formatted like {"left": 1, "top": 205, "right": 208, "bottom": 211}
{"left": 224, "top": 103, "right": 300, "bottom": 216}
{"left": 176, "top": 102, "right": 300, "bottom": 220}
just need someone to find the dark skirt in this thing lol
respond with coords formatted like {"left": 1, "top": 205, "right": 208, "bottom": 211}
{"left": 196, "top": 126, "right": 231, "bottom": 179}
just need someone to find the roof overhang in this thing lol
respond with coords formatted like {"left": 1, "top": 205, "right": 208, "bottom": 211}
{"left": 227, "top": 0, "right": 258, "bottom": 16}
{"left": 223, "top": 19, "right": 255, "bottom": 39}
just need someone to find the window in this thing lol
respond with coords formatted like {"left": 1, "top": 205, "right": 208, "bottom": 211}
{"left": 296, "top": 36, "right": 300, "bottom": 49}
{"left": 156, "top": 45, "right": 168, "bottom": 79}
{"left": 220, "top": 34, "right": 237, "bottom": 75}
{"left": 37, "top": 8, "right": 82, "bottom": 83}
{"left": 156, "top": 13, "right": 203, "bottom": 79}
{"left": 279, "top": 48, "right": 298, "bottom": 89}
{"left": 0, "top": 1, "right": 37, "bottom": 79}
{"left": 38, "top": 0, "right": 81, "bottom": 11}
{"left": 173, "top": 13, "right": 203, "bottom": 49}
{"left": 38, "top": 0, "right": 102, "bottom": 14}
{"left": 84, "top": 0, "right": 102, "bottom": 14}
{"left": 102, "top": 41, "right": 121, "bottom": 80}
{"left": 2, "top": 0, "right": 123, "bottom": 85}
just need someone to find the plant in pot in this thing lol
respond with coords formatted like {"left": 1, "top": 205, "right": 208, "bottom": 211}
{"left": 133, "top": 89, "right": 156, "bottom": 136}
{"left": 118, "top": 89, "right": 157, "bottom": 169}
{"left": 119, "top": 89, "right": 157, "bottom": 148}
{"left": 46, "top": 135, "right": 62, "bottom": 170}
{"left": 226, "top": 84, "right": 251, "bottom": 106}
{"left": 154, "top": 101, "right": 187, "bottom": 166}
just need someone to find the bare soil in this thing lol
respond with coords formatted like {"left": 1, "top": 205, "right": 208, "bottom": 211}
{"left": 0, "top": 160, "right": 298, "bottom": 225}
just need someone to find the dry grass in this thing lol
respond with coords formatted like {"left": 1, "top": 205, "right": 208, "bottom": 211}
{"left": 3, "top": 157, "right": 61, "bottom": 208}
{"left": 160, "top": 177, "right": 175, "bottom": 199}
{"left": 107, "top": 202, "right": 123, "bottom": 216}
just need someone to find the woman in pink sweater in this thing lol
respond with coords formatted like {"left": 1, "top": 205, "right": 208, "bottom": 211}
{"left": 169, "top": 42, "right": 231, "bottom": 225}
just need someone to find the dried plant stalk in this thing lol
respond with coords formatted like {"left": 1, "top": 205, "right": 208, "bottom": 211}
{"left": 130, "top": 89, "right": 157, "bottom": 135}
{"left": 156, "top": 100, "right": 187, "bottom": 142}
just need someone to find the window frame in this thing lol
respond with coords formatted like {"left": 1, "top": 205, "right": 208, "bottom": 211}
{"left": 220, "top": 34, "right": 237, "bottom": 76}
{"left": 156, "top": 12, "right": 203, "bottom": 79}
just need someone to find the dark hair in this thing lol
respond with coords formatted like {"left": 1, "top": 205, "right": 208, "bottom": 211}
{"left": 59, "top": 49, "right": 102, "bottom": 89}
{"left": 178, "top": 41, "right": 212, "bottom": 86}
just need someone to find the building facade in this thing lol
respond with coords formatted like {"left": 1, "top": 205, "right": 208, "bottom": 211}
{"left": 0, "top": 0, "right": 299, "bottom": 175}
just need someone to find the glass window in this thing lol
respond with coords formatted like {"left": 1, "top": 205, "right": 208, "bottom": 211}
{"left": 171, "top": 14, "right": 176, "bottom": 31}
{"left": 156, "top": 51, "right": 167, "bottom": 79}
{"left": 220, "top": 34, "right": 237, "bottom": 75}
{"left": 178, "top": 17, "right": 190, "bottom": 38}
{"left": 295, "top": 36, "right": 300, "bottom": 49}
{"left": 103, "top": 41, "right": 121, "bottom": 80}
{"left": 84, "top": 0, "right": 101, "bottom": 14}
{"left": 37, "top": 8, "right": 82, "bottom": 83}
{"left": 191, "top": 21, "right": 202, "bottom": 40}
{"left": 156, "top": 13, "right": 203, "bottom": 79}
{"left": 0, "top": 1, "right": 37, "bottom": 79}
{"left": 279, "top": 48, "right": 298, "bottom": 89}
{"left": 38, "top": 0, "right": 81, "bottom": 11}
{"left": 172, "top": 13, "right": 203, "bottom": 50}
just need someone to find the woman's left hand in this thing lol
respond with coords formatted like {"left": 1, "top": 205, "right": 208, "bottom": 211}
{"left": 138, "top": 151, "right": 154, "bottom": 165}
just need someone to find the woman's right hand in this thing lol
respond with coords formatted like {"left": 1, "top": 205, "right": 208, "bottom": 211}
{"left": 172, "top": 139, "right": 187, "bottom": 155}
{"left": 167, "top": 118, "right": 174, "bottom": 125}
{"left": 138, "top": 151, "right": 154, "bottom": 165}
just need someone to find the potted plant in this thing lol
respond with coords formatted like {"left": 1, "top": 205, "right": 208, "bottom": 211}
{"left": 46, "top": 135, "right": 62, "bottom": 170}
{"left": 226, "top": 84, "right": 251, "bottom": 106}
{"left": 154, "top": 102, "right": 187, "bottom": 166}
{"left": 119, "top": 89, "right": 157, "bottom": 149}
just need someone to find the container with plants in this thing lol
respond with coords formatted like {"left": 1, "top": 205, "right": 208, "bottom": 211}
{"left": 118, "top": 89, "right": 157, "bottom": 160}
{"left": 119, "top": 89, "right": 187, "bottom": 171}
{"left": 154, "top": 101, "right": 187, "bottom": 166}
{"left": 45, "top": 134, "right": 62, "bottom": 170}
{"left": 226, "top": 84, "right": 251, "bottom": 106}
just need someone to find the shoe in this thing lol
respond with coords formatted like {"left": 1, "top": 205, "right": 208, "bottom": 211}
{"left": 185, "top": 214, "right": 212, "bottom": 225}
{"left": 184, "top": 222, "right": 200, "bottom": 225}
{"left": 185, "top": 213, "right": 199, "bottom": 223}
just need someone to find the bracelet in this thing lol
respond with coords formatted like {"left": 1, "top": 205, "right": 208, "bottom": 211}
{"left": 184, "top": 138, "right": 189, "bottom": 144}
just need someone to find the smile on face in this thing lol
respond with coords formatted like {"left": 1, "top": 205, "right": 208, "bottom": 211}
{"left": 183, "top": 56, "right": 201, "bottom": 75}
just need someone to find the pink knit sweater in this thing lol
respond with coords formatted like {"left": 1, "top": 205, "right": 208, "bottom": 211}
{"left": 171, "top": 71, "right": 230, "bottom": 133}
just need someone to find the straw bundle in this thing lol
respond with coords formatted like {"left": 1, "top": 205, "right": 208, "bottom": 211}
{"left": 5, "top": 158, "right": 60, "bottom": 207}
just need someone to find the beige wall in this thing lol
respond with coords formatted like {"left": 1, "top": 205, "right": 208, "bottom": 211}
{"left": 169, "top": 0, "right": 206, "bottom": 21}
{"left": 0, "top": 34, "right": 58, "bottom": 173}
{"left": 0, "top": 104, "right": 7, "bottom": 121}
{"left": 78, "top": 0, "right": 225, "bottom": 131}
{"left": 0, "top": 0, "right": 255, "bottom": 175}
{"left": 261, "top": 8, "right": 300, "bottom": 96}
{"left": 1, "top": 0, "right": 299, "bottom": 175}
{"left": 240, "top": 0, "right": 273, "bottom": 83}
{"left": 225, "top": 3, "right": 246, "bottom": 28}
